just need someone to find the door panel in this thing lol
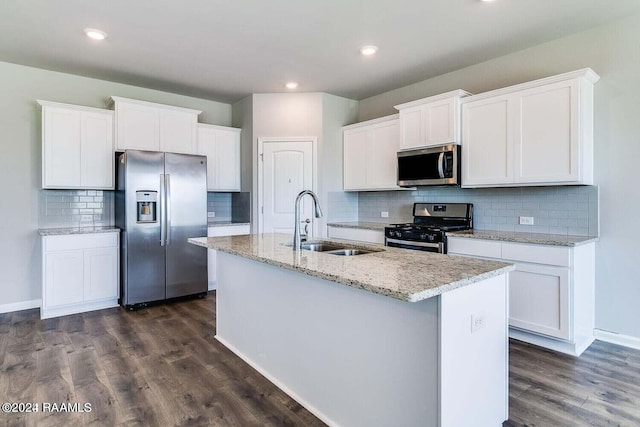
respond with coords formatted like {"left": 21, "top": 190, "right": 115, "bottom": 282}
{"left": 45, "top": 251, "right": 84, "bottom": 307}
{"left": 164, "top": 153, "right": 208, "bottom": 298}
{"left": 122, "top": 150, "right": 166, "bottom": 305}
{"left": 262, "top": 141, "right": 313, "bottom": 235}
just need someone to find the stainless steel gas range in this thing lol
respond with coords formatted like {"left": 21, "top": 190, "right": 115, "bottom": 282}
{"left": 384, "top": 203, "right": 473, "bottom": 254}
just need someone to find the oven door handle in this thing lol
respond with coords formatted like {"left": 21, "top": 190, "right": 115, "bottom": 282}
{"left": 386, "top": 238, "right": 441, "bottom": 249}
{"left": 437, "top": 152, "right": 445, "bottom": 178}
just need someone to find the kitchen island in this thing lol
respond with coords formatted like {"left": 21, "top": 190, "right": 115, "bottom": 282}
{"left": 189, "top": 233, "right": 514, "bottom": 427}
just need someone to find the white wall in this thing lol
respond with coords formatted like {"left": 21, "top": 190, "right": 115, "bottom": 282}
{"left": 248, "top": 93, "right": 357, "bottom": 236}
{"left": 0, "top": 61, "right": 232, "bottom": 308}
{"left": 357, "top": 14, "right": 640, "bottom": 340}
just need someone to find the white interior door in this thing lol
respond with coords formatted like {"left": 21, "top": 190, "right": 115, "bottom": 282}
{"left": 260, "top": 140, "right": 314, "bottom": 235}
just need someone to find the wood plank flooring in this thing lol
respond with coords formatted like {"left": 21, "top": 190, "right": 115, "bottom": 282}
{"left": 1, "top": 295, "right": 639, "bottom": 426}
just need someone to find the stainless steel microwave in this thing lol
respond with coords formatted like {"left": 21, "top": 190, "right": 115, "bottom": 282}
{"left": 397, "top": 144, "right": 460, "bottom": 187}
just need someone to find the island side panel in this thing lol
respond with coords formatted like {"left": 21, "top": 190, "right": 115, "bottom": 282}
{"left": 216, "top": 252, "right": 440, "bottom": 427}
{"left": 439, "top": 273, "right": 509, "bottom": 427}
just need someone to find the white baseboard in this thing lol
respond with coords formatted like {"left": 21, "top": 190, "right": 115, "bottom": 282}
{"left": 0, "top": 299, "right": 41, "bottom": 314}
{"left": 594, "top": 329, "right": 640, "bottom": 351}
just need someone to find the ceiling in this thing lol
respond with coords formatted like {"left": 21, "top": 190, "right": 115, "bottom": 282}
{"left": 1, "top": 0, "right": 639, "bottom": 103}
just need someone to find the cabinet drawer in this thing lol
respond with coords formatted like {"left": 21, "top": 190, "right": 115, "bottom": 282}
{"left": 208, "top": 224, "right": 250, "bottom": 237}
{"left": 44, "top": 232, "right": 119, "bottom": 252}
{"left": 502, "top": 243, "right": 570, "bottom": 267}
{"left": 447, "top": 237, "right": 502, "bottom": 259}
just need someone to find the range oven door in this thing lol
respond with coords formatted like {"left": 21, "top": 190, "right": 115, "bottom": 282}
{"left": 385, "top": 237, "right": 444, "bottom": 253}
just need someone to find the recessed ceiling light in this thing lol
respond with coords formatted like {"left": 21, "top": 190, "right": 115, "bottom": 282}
{"left": 285, "top": 82, "right": 298, "bottom": 89}
{"left": 359, "top": 45, "right": 378, "bottom": 56}
{"left": 480, "top": 0, "right": 497, "bottom": 2}
{"left": 84, "top": 28, "right": 107, "bottom": 40}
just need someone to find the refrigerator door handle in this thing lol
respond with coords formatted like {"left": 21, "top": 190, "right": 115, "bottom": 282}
{"left": 166, "top": 174, "right": 171, "bottom": 246}
{"left": 160, "top": 174, "right": 166, "bottom": 246}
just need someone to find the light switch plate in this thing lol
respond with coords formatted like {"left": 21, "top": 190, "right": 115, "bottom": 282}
{"left": 381, "top": 211, "right": 389, "bottom": 218}
{"left": 207, "top": 212, "right": 216, "bottom": 218}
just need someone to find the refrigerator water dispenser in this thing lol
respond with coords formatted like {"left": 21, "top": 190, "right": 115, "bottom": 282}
{"left": 136, "top": 191, "right": 157, "bottom": 222}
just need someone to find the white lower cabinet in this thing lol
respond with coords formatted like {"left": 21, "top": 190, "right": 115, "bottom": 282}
{"left": 448, "top": 236, "right": 595, "bottom": 356}
{"left": 327, "top": 226, "right": 385, "bottom": 245}
{"left": 41, "top": 232, "right": 119, "bottom": 319}
{"left": 207, "top": 224, "right": 250, "bottom": 290}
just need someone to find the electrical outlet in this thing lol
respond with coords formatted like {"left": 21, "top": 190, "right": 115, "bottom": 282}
{"left": 381, "top": 211, "right": 389, "bottom": 218}
{"left": 207, "top": 211, "right": 216, "bottom": 218}
{"left": 519, "top": 216, "right": 534, "bottom": 225}
{"left": 471, "top": 314, "right": 486, "bottom": 333}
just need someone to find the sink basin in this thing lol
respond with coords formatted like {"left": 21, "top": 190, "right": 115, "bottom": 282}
{"left": 327, "top": 249, "right": 376, "bottom": 256}
{"left": 301, "top": 243, "right": 345, "bottom": 252}
{"left": 282, "top": 241, "right": 383, "bottom": 256}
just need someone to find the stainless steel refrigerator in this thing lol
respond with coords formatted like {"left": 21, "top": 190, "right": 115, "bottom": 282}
{"left": 115, "top": 150, "right": 208, "bottom": 308}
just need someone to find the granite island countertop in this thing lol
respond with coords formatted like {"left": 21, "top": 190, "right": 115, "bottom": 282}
{"left": 189, "top": 233, "right": 514, "bottom": 303}
{"left": 38, "top": 226, "right": 120, "bottom": 236}
{"left": 449, "top": 230, "right": 598, "bottom": 247}
{"left": 208, "top": 221, "right": 251, "bottom": 228}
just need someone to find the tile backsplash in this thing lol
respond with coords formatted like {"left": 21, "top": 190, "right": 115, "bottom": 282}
{"left": 357, "top": 186, "right": 599, "bottom": 236}
{"left": 40, "top": 189, "right": 114, "bottom": 228}
{"left": 327, "top": 191, "right": 359, "bottom": 222}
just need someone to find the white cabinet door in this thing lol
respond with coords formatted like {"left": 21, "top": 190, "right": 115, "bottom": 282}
{"left": 42, "top": 233, "right": 119, "bottom": 319}
{"left": 45, "top": 250, "right": 85, "bottom": 307}
{"left": 197, "top": 124, "right": 241, "bottom": 191}
{"left": 343, "top": 116, "right": 400, "bottom": 191}
{"left": 514, "top": 80, "right": 579, "bottom": 184}
{"left": 462, "top": 95, "right": 513, "bottom": 186}
{"left": 396, "top": 90, "right": 468, "bottom": 150}
{"left": 398, "top": 105, "right": 423, "bottom": 150}
{"left": 42, "top": 107, "right": 81, "bottom": 188}
{"left": 427, "top": 98, "right": 455, "bottom": 146}
{"left": 343, "top": 127, "right": 368, "bottom": 190}
{"left": 115, "top": 101, "right": 159, "bottom": 151}
{"left": 112, "top": 97, "right": 201, "bottom": 154}
{"left": 159, "top": 109, "right": 197, "bottom": 154}
{"left": 461, "top": 69, "right": 597, "bottom": 188}
{"left": 368, "top": 120, "right": 399, "bottom": 189}
{"left": 509, "top": 263, "right": 570, "bottom": 340}
{"left": 81, "top": 111, "right": 114, "bottom": 188}
{"left": 40, "top": 101, "right": 114, "bottom": 189}
{"left": 84, "top": 247, "right": 119, "bottom": 301}
{"left": 215, "top": 128, "right": 241, "bottom": 191}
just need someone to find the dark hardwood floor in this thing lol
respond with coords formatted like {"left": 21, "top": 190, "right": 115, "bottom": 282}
{"left": 1, "top": 295, "right": 639, "bottom": 426}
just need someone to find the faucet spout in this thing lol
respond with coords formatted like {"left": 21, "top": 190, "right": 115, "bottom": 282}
{"left": 293, "top": 190, "right": 323, "bottom": 251}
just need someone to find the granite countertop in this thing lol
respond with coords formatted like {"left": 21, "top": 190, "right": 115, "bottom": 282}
{"left": 449, "top": 230, "right": 598, "bottom": 247}
{"left": 208, "top": 221, "right": 251, "bottom": 227}
{"left": 38, "top": 226, "right": 120, "bottom": 236}
{"left": 327, "top": 221, "right": 389, "bottom": 231}
{"left": 189, "top": 233, "right": 513, "bottom": 303}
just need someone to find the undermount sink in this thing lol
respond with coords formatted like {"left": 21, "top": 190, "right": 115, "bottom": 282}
{"left": 301, "top": 242, "right": 345, "bottom": 252}
{"left": 327, "top": 249, "right": 376, "bottom": 256}
{"left": 284, "top": 241, "right": 382, "bottom": 256}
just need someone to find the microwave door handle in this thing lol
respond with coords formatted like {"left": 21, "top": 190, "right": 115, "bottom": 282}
{"left": 437, "top": 152, "right": 445, "bottom": 178}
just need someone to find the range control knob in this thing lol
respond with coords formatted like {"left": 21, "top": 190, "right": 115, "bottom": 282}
{"left": 428, "top": 234, "right": 436, "bottom": 241}
{"left": 419, "top": 233, "right": 427, "bottom": 240}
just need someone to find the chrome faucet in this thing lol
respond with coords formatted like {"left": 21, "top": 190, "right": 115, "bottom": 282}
{"left": 293, "top": 190, "right": 323, "bottom": 250}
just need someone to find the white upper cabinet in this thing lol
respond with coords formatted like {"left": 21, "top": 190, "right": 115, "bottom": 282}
{"left": 39, "top": 100, "right": 114, "bottom": 189}
{"left": 462, "top": 69, "right": 599, "bottom": 188}
{"left": 343, "top": 115, "right": 400, "bottom": 191}
{"left": 110, "top": 96, "right": 200, "bottom": 154}
{"left": 394, "top": 89, "right": 471, "bottom": 150}
{"left": 197, "top": 124, "right": 241, "bottom": 191}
